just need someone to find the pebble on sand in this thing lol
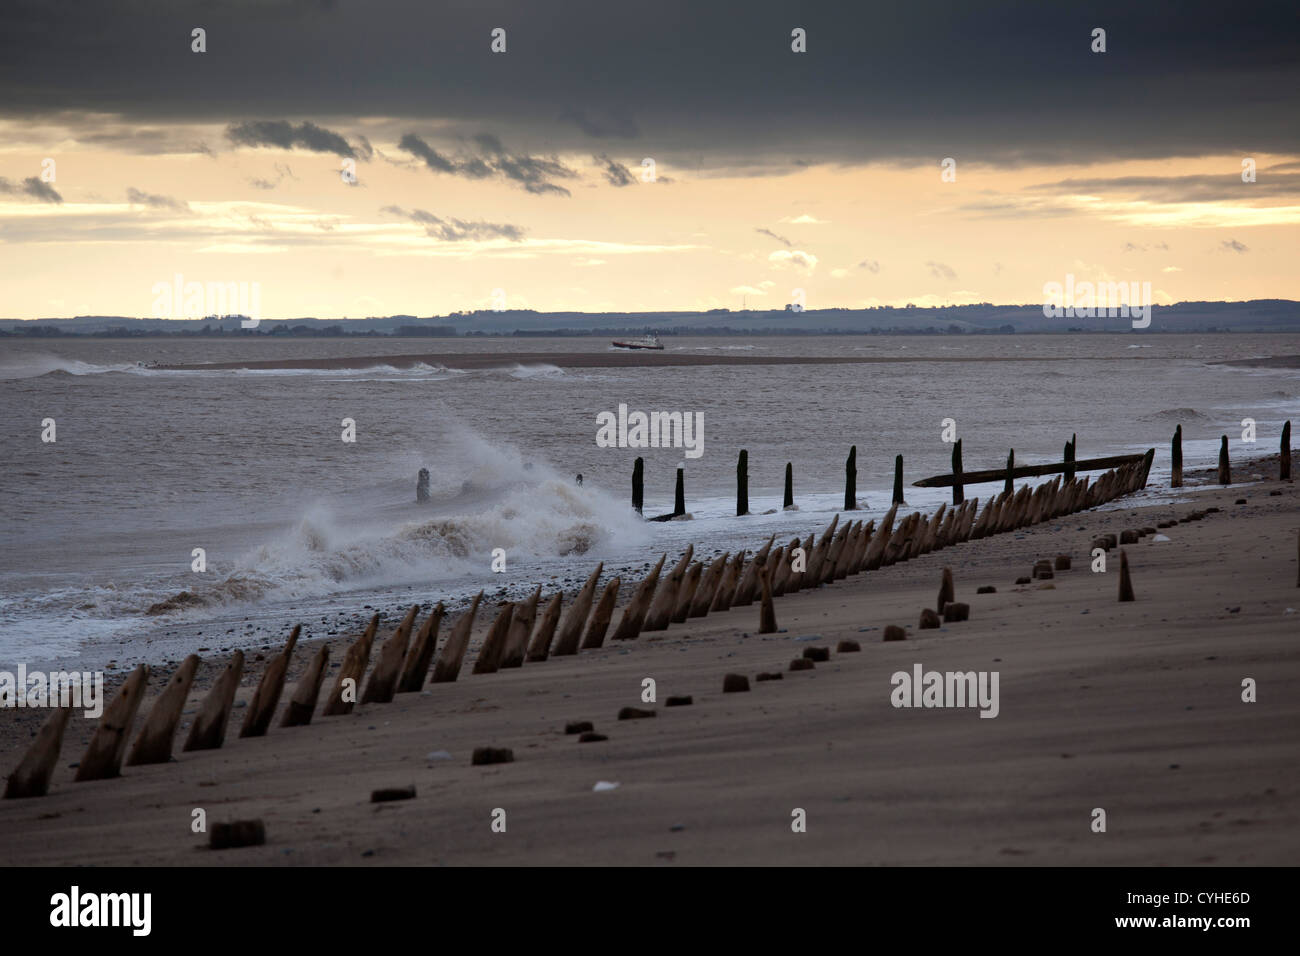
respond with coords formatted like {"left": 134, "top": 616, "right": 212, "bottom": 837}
{"left": 883, "top": 625, "right": 907, "bottom": 642}
{"left": 756, "top": 671, "right": 784, "bottom": 681}
{"left": 943, "top": 602, "right": 970, "bottom": 623}
{"left": 919, "top": 608, "right": 942, "bottom": 630}
{"left": 371, "top": 786, "right": 416, "bottom": 803}
{"left": 977, "top": 585, "right": 997, "bottom": 594}
{"left": 210, "top": 820, "right": 266, "bottom": 850}
{"left": 565, "top": 721, "right": 594, "bottom": 735}
{"left": 665, "top": 695, "right": 693, "bottom": 706}
{"left": 789, "top": 658, "right": 816, "bottom": 671}
{"left": 802, "top": 647, "right": 830, "bottom": 662}
{"left": 1054, "top": 555, "right": 1071, "bottom": 571}
{"left": 618, "top": 707, "right": 656, "bottom": 720}
{"left": 579, "top": 732, "right": 608, "bottom": 743}
{"left": 836, "top": 640, "right": 861, "bottom": 653}
{"left": 723, "top": 673, "right": 751, "bottom": 693}
{"left": 471, "top": 747, "right": 514, "bottom": 765}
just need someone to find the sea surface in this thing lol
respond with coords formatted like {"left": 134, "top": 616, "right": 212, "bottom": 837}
{"left": 0, "top": 333, "right": 1295, "bottom": 668}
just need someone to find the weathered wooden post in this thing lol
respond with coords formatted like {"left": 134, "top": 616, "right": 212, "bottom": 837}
{"left": 1171, "top": 425, "right": 1183, "bottom": 488}
{"left": 951, "top": 439, "right": 964, "bottom": 506}
{"left": 581, "top": 577, "right": 622, "bottom": 648}
{"left": 552, "top": 563, "right": 603, "bottom": 657}
{"left": 1282, "top": 421, "right": 1292, "bottom": 481}
{"left": 1064, "top": 434, "right": 1076, "bottom": 482}
{"left": 323, "top": 614, "right": 378, "bottom": 717}
{"left": 1119, "top": 549, "right": 1135, "bottom": 602}
{"left": 1004, "top": 449, "right": 1014, "bottom": 497}
{"left": 184, "top": 652, "right": 243, "bottom": 751}
{"left": 4, "top": 707, "right": 72, "bottom": 798}
{"left": 1218, "top": 435, "right": 1231, "bottom": 485}
{"left": 845, "top": 445, "right": 858, "bottom": 510}
{"left": 431, "top": 592, "right": 483, "bottom": 683}
{"left": 632, "top": 457, "right": 644, "bottom": 515}
{"left": 674, "top": 466, "right": 685, "bottom": 517}
{"left": 893, "top": 455, "right": 904, "bottom": 505}
{"left": 361, "top": 606, "right": 418, "bottom": 704}
{"left": 526, "top": 592, "right": 565, "bottom": 661}
{"left": 398, "top": 602, "right": 445, "bottom": 693}
{"left": 280, "top": 644, "right": 330, "bottom": 727}
{"left": 76, "top": 664, "right": 149, "bottom": 781}
{"left": 783, "top": 462, "right": 794, "bottom": 509}
{"left": 737, "top": 450, "right": 749, "bottom": 516}
{"left": 240, "top": 626, "right": 298, "bottom": 738}
{"left": 127, "top": 654, "right": 200, "bottom": 765}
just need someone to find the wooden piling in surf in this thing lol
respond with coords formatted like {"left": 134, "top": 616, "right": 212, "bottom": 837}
{"left": 4, "top": 707, "right": 73, "bottom": 798}
{"left": 1282, "top": 421, "right": 1292, "bottom": 481}
{"left": 632, "top": 457, "right": 644, "bottom": 515}
{"left": 674, "top": 467, "right": 686, "bottom": 517}
{"left": 361, "top": 606, "right": 419, "bottom": 704}
{"left": 526, "top": 592, "right": 565, "bottom": 661}
{"left": 75, "top": 664, "right": 149, "bottom": 781}
{"left": 951, "top": 439, "right": 964, "bottom": 505}
{"left": 1064, "top": 434, "right": 1076, "bottom": 482}
{"left": 552, "top": 563, "right": 603, "bottom": 657}
{"left": 431, "top": 592, "right": 483, "bottom": 683}
{"left": 397, "top": 602, "right": 445, "bottom": 693}
{"left": 184, "top": 651, "right": 243, "bottom": 751}
{"left": 737, "top": 450, "right": 749, "bottom": 516}
{"left": 472, "top": 603, "right": 516, "bottom": 674}
{"left": 784, "top": 462, "right": 794, "bottom": 509}
{"left": 240, "top": 626, "right": 299, "bottom": 738}
{"left": 581, "top": 577, "right": 622, "bottom": 648}
{"left": 845, "top": 445, "right": 858, "bottom": 510}
{"left": 127, "top": 654, "right": 200, "bottom": 765}
{"left": 1218, "top": 435, "right": 1231, "bottom": 485}
{"left": 1172, "top": 425, "right": 1183, "bottom": 488}
{"left": 1004, "top": 450, "right": 1014, "bottom": 496}
{"left": 323, "top": 614, "right": 378, "bottom": 717}
{"left": 893, "top": 455, "right": 905, "bottom": 505}
{"left": 280, "top": 644, "right": 330, "bottom": 727}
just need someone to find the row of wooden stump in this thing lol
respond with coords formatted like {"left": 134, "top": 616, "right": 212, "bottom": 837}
{"left": 3, "top": 449, "right": 1156, "bottom": 800}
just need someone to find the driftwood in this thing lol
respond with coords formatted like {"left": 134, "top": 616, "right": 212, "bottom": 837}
{"left": 361, "top": 606, "right": 418, "bottom": 704}
{"left": 500, "top": 585, "right": 542, "bottom": 668}
{"left": 280, "top": 644, "right": 330, "bottom": 727}
{"left": 431, "top": 592, "right": 483, "bottom": 683}
{"left": 397, "top": 602, "right": 445, "bottom": 693}
{"left": 240, "top": 626, "right": 299, "bottom": 737}
{"left": 552, "top": 564, "right": 603, "bottom": 656}
{"left": 526, "top": 592, "right": 564, "bottom": 661}
{"left": 612, "top": 554, "right": 666, "bottom": 641}
{"left": 184, "top": 651, "right": 244, "bottom": 751}
{"left": 581, "top": 577, "right": 622, "bottom": 649}
{"left": 322, "top": 614, "right": 378, "bottom": 717}
{"left": 126, "top": 654, "right": 200, "bottom": 766}
{"left": 75, "top": 664, "right": 149, "bottom": 781}
{"left": 472, "top": 603, "right": 516, "bottom": 674}
{"left": 4, "top": 707, "right": 73, "bottom": 799}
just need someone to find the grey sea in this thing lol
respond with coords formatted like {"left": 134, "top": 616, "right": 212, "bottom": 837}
{"left": 1, "top": 332, "right": 1294, "bottom": 669}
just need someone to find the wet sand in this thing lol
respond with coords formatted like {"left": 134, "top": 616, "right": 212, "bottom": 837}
{"left": 1, "top": 473, "right": 1296, "bottom": 865}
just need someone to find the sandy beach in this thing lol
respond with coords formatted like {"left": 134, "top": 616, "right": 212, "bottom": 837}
{"left": 2, "top": 463, "right": 1296, "bottom": 866}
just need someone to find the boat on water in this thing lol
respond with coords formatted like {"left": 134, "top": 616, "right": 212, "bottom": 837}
{"left": 611, "top": 334, "right": 664, "bottom": 351}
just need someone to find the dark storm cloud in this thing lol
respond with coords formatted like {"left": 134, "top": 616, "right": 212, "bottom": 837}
{"left": 381, "top": 205, "right": 526, "bottom": 241}
{"left": 594, "top": 154, "right": 637, "bottom": 187}
{"left": 1, "top": 1, "right": 1297, "bottom": 167}
{"left": 0, "top": 176, "right": 62, "bottom": 203}
{"left": 398, "top": 132, "right": 576, "bottom": 195}
{"left": 125, "top": 187, "right": 189, "bottom": 210}
{"left": 756, "top": 227, "right": 792, "bottom": 246}
{"left": 227, "top": 120, "right": 359, "bottom": 158}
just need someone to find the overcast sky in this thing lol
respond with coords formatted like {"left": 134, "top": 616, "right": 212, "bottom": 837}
{"left": 1, "top": 0, "right": 1297, "bottom": 318}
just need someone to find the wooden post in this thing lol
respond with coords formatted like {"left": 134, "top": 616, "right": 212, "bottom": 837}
{"left": 1171, "top": 425, "right": 1184, "bottom": 488}
{"left": 526, "top": 591, "right": 565, "bottom": 661}
{"left": 240, "top": 625, "right": 299, "bottom": 737}
{"left": 552, "top": 563, "right": 603, "bottom": 656}
{"left": 893, "top": 455, "right": 904, "bottom": 505}
{"left": 951, "top": 439, "right": 964, "bottom": 505}
{"left": 737, "top": 450, "right": 749, "bottom": 516}
{"left": 127, "top": 654, "right": 200, "bottom": 765}
{"left": 632, "top": 457, "right": 644, "bottom": 515}
{"left": 783, "top": 462, "right": 794, "bottom": 509}
{"left": 581, "top": 577, "right": 622, "bottom": 648}
{"left": 845, "top": 445, "right": 857, "bottom": 510}
{"left": 184, "top": 651, "right": 243, "bottom": 751}
{"left": 1282, "top": 421, "right": 1292, "bottom": 481}
{"left": 322, "top": 613, "right": 378, "bottom": 717}
{"left": 1218, "top": 435, "right": 1231, "bottom": 485}
{"left": 500, "top": 585, "right": 542, "bottom": 668}
{"left": 612, "top": 554, "right": 666, "bottom": 641}
{"left": 674, "top": 466, "right": 686, "bottom": 517}
{"left": 672, "top": 562, "right": 704, "bottom": 623}
{"left": 758, "top": 559, "right": 777, "bottom": 634}
{"left": 280, "top": 644, "right": 330, "bottom": 727}
{"left": 1119, "top": 549, "right": 1135, "bottom": 602}
{"left": 361, "top": 606, "right": 419, "bottom": 704}
{"left": 1004, "top": 449, "right": 1014, "bottom": 496}
{"left": 397, "top": 602, "right": 445, "bottom": 693}
{"left": 688, "top": 554, "right": 728, "bottom": 617}
{"left": 645, "top": 546, "right": 694, "bottom": 631}
{"left": 4, "top": 707, "right": 73, "bottom": 798}
{"left": 431, "top": 592, "right": 483, "bottom": 683}
{"left": 472, "top": 603, "right": 515, "bottom": 673}
{"left": 75, "top": 664, "right": 149, "bottom": 781}
{"left": 1064, "top": 434, "right": 1076, "bottom": 482}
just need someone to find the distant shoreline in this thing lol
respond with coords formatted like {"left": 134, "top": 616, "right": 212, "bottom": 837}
{"left": 1212, "top": 355, "right": 1300, "bottom": 368}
